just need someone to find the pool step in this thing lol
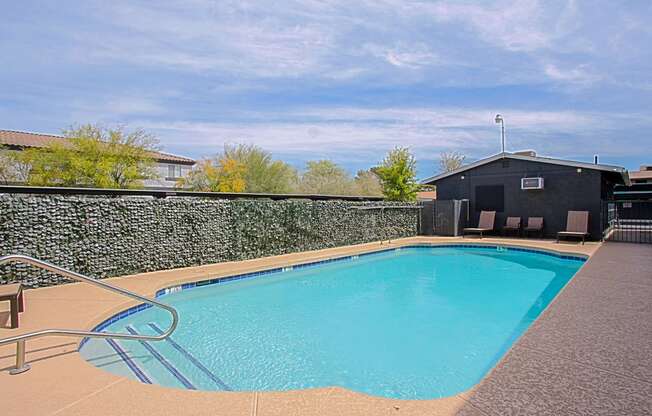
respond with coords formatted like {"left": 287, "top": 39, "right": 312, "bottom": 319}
{"left": 117, "top": 323, "right": 231, "bottom": 390}
{"left": 81, "top": 335, "right": 181, "bottom": 387}
{"left": 104, "top": 338, "right": 153, "bottom": 384}
{"left": 125, "top": 325, "right": 196, "bottom": 390}
{"left": 147, "top": 322, "right": 232, "bottom": 391}
{"left": 81, "top": 323, "right": 232, "bottom": 390}
{"left": 104, "top": 335, "right": 189, "bottom": 388}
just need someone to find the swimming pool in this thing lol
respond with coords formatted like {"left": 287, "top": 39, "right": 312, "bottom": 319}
{"left": 80, "top": 245, "right": 584, "bottom": 399}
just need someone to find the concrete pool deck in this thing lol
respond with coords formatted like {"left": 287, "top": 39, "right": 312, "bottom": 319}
{"left": 0, "top": 237, "right": 650, "bottom": 415}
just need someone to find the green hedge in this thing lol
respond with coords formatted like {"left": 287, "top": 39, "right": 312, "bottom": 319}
{"left": 0, "top": 195, "right": 418, "bottom": 287}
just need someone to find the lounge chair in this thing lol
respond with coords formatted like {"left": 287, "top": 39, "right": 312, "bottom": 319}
{"left": 463, "top": 211, "right": 496, "bottom": 238}
{"left": 557, "top": 211, "right": 590, "bottom": 244}
{"left": 502, "top": 217, "right": 521, "bottom": 237}
{"left": 523, "top": 217, "right": 544, "bottom": 238}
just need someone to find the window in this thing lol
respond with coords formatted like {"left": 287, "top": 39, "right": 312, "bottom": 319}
{"left": 475, "top": 185, "right": 504, "bottom": 212}
{"left": 167, "top": 164, "right": 182, "bottom": 179}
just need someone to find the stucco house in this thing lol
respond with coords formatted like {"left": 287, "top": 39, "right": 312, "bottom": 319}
{"left": 0, "top": 129, "right": 195, "bottom": 189}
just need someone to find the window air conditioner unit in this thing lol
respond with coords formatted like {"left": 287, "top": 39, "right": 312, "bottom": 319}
{"left": 521, "top": 177, "right": 544, "bottom": 190}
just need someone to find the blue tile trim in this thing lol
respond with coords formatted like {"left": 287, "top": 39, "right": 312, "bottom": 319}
{"left": 81, "top": 243, "right": 587, "bottom": 350}
{"left": 125, "top": 325, "right": 196, "bottom": 390}
{"left": 105, "top": 338, "right": 153, "bottom": 384}
{"left": 405, "top": 244, "right": 587, "bottom": 262}
{"left": 80, "top": 302, "right": 152, "bottom": 347}
{"left": 148, "top": 244, "right": 585, "bottom": 300}
{"left": 148, "top": 322, "right": 232, "bottom": 391}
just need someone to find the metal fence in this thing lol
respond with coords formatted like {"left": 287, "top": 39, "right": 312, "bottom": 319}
{"left": 419, "top": 200, "right": 435, "bottom": 235}
{"left": 430, "top": 199, "right": 468, "bottom": 236}
{"left": 602, "top": 200, "right": 652, "bottom": 244}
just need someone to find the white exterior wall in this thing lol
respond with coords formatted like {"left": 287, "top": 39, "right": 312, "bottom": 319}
{"left": 143, "top": 162, "right": 194, "bottom": 189}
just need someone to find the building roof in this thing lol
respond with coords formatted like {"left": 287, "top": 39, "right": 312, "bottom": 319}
{"left": 421, "top": 152, "right": 630, "bottom": 186}
{"left": 416, "top": 190, "right": 437, "bottom": 200}
{"left": 629, "top": 166, "right": 652, "bottom": 182}
{"left": 0, "top": 129, "right": 195, "bottom": 165}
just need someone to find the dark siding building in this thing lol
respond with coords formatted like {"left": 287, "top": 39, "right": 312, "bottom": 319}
{"left": 422, "top": 153, "right": 629, "bottom": 240}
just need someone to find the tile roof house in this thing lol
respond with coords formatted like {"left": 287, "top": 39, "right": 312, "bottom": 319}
{"left": 629, "top": 165, "right": 652, "bottom": 184}
{"left": 0, "top": 129, "right": 196, "bottom": 189}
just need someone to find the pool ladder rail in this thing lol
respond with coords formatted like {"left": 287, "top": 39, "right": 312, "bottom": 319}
{"left": 0, "top": 254, "right": 179, "bottom": 375}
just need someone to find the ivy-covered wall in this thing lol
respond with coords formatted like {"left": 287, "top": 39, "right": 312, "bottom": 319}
{"left": 0, "top": 195, "right": 418, "bottom": 287}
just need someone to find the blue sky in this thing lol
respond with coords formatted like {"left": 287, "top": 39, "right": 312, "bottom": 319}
{"left": 1, "top": 0, "right": 651, "bottom": 178}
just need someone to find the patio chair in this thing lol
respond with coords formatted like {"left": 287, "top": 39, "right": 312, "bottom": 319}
{"left": 502, "top": 217, "right": 521, "bottom": 237}
{"left": 523, "top": 217, "right": 544, "bottom": 238}
{"left": 463, "top": 211, "right": 496, "bottom": 238}
{"left": 557, "top": 211, "right": 590, "bottom": 244}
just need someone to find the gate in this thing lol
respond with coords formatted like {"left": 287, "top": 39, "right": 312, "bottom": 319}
{"left": 603, "top": 200, "right": 652, "bottom": 243}
{"left": 433, "top": 200, "right": 468, "bottom": 236}
{"left": 419, "top": 200, "right": 435, "bottom": 235}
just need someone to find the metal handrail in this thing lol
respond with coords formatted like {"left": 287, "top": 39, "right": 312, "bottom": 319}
{"left": 0, "top": 254, "right": 179, "bottom": 375}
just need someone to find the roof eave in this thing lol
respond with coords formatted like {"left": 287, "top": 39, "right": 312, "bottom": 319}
{"left": 155, "top": 158, "right": 196, "bottom": 165}
{"left": 419, "top": 153, "right": 630, "bottom": 185}
{"left": 419, "top": 154, "right": 504, "bottom": 185}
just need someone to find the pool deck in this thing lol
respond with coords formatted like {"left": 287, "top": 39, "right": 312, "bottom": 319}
{"left": 1, "top": 237, "right": 650, "bottom": 415}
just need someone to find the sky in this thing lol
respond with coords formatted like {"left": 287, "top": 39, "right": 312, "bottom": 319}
{"left": 1, "top": 0, "right": 651, "bottom": 178}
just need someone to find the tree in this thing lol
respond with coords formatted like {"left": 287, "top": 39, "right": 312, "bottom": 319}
{"left": 439, "top": 151, "right": 466, "bottom": 173}
{"left": 0, "top": 150, "right": 11, "bottom": 184}
{"left": 295, "top": 160, "right": 355, "bottom": 195}
{"left": 179, "top": 157, "right": 246, "bottom": 192}
{"left": 20, "top": 124, "right": 158, "bottom": 188}
{"left": 0, "top": 146, "right": 29, "bottom": 184}
{"left": 212, "top": 158, "right": 247, "bottom": 192}
{"left": 223, "top": 144, "right": 296, "bottom": 193}
{"left": 375, "top": 147, "right": 419, "bottom": 201}
{"left": 352, "top": 169, "right": 383, "bottom": 196}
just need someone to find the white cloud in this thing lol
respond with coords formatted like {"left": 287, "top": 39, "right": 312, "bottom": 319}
{"left": 3, "top": 0, "right": 651, "bottom": 171}
{"left": 283, "top": 107, "right": 595, "bottom": 131}
{"left": 73, "top": 2, "right": 339, "bottom": 77}
{"left": 543, "top": 63, "right": 601, "bottom": 84}
{"left": 38, "top": 0, "right": 644, "bottom": 91}
{"left": 421, "top": 0, "right": 581, "bottom": 53}
{"left": 133, "top": 106, "right": 641, "bottom": 163}
{"left": 363, "top": 43, "right": 439, "bottom": 69}
{"left": 103, "top": 97, "right": 166, "bottom": 116}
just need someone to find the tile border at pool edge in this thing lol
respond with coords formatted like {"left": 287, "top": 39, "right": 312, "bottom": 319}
{"left": 153, "top": 243, "right": 586, "bottom": 298}
{"left": 79, "top": 243, "right": 587, "bottom": 350}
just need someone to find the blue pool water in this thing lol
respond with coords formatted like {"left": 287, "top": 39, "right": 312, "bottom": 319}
{"left": 80, "top": 246, "right": 584, "bottom": 399}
